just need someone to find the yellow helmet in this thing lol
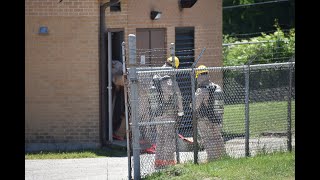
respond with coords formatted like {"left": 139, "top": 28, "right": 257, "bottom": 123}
{"left": 196, "top": 65, "right": 209, "bottom": 78}
{"left": 167, "top": 56, "right": 180, "bottom": 68}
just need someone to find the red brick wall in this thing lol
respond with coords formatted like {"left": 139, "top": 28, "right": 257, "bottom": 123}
{"left": 25, "top": 0, "right": 100, "bottom": 151}
{"left": 106, "top": 0, "right": 222, "bottom": 67}
{"left": 25, "top": 0, "right": 222, "bottom": 151}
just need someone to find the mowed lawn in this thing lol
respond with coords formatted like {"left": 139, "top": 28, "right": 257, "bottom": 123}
{"left": 222, "top": 100, "right": 295, "bottom": 137}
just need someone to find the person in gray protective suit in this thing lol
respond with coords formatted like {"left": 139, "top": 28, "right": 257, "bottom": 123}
{"left": 195, "top": 65, "right": 226, "bottom": 161}
{"left": 149, "top": 56, "right": 184, "bottom": 169}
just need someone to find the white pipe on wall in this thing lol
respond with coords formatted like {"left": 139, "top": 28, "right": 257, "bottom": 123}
{"left": 108, "top": 31, "right": 113, "bottom": 142}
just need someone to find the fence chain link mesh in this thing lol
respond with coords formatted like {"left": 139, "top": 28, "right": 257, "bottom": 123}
{"left": 124, "top": 44, "right": 295, "bottom": 178}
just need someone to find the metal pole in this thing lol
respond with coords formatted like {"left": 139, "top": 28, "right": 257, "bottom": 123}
{"left": 287, "top": 61, "right": 293, "bottom": 152}
{"left": 108, "top": 32, "right": 113, "bottom": 142}
{"left": 244, "top": 63, "right": 250, "bottom": 157}
{"left": 170, "top": 43, "right": 180, "bottom": 164}
{"left": 191, "top": 69, "right": 198, "bottom": 164}
{"left": 122, "top": 42, "right": 132, "bottom": 180}
{"left": 99, "top": 5, "right": 107, "bottom": 146}
{"left": 175, "top": 129, "right": 180, "bottom": 164}
{"left": 190, "top": 47, "right": 207, "bottom": 164}
{"left": 191, "top": 48, "right": 206, "bottom": 68}
{"left": 128, "top": 34, "right": 140, "bottom": 180}
{"left": 170, "top": 43, "right": 176, "bottom": 68}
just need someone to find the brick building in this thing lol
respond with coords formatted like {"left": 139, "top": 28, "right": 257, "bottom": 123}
{"left": 25, "top": 0, "right": 222, "bottom": 151}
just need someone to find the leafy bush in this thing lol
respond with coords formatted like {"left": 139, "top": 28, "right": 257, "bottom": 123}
{"left": 223, "top": 24, "right": 295, "bottom": 66}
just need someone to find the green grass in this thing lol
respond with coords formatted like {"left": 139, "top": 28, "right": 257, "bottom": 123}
{"left": 223, "top": 100, "right": 295, "bottom": 137}
{"left": 25, "top": 146, "right": 127, "bottom": 160}
{"left": 143, "top": 151, "right": 295, "bottom": 180}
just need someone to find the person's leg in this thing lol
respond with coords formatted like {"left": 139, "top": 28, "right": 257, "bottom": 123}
{"left": 198, "top": 119, "right": 225, "bottom": 161}
{"left": 212, "top": 123, "right": 226, "bottom": 158}
{"left": 155, "top": 116, "right": 176, "bottom": 169}
{"left": 138, "top": 83, "right": 154, "bottom": 146}
{"left": 113, "top": 87, "right": 128, "bottom": 140}
{"left": 113, "top": 113, "right": 126, "bottom": 140}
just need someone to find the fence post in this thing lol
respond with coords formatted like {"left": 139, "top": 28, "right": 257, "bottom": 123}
{"left": 287, "top": 61, "right": 293, "bottom": 152}
{"left": 189, "top": 48, "right": 206, "bottom": 164}
{"left": 170, "top": 43, "right": 181, "bottom": 164}
{"left": 128, "top": 34, "right": 140, "bottom": 180}
{"left": 191, "top": 68, "right": 198, "bottom": 164}
{"left": 122, "top": 41, "right": 132, "bottom": 180}
{"left": 244, "top": 63, "right": 250, "bottom": 157}
{"left": 170, "top": 43, "right": 176, "bottom": 68}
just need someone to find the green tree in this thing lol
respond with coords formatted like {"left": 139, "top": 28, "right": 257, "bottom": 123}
{"left": 223, "top": 0, "right": 295, "bottom": 36}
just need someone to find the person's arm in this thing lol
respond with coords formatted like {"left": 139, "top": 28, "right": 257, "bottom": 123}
{"left": 195, "top": 88, "right": 209, "bottom": 110}
{"left": 173, "top": 78, "right": 184, "bottom": 116}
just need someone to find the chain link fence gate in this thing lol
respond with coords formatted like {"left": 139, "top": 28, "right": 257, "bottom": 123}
{"left": 123, "top": 34, "right": 295, "bottom": 179}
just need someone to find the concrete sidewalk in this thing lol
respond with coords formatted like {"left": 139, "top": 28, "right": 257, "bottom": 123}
{"left": 25, "top": 157, "right": 130, "bottom": 180}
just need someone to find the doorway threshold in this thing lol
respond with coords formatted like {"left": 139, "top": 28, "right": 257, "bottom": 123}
{"left": 112, "top": 140, "right": 127, "bottom": 147}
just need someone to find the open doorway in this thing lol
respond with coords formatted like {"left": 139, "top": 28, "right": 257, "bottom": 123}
{"left": 110, "top": 31, "right": 124, "bottom": 63}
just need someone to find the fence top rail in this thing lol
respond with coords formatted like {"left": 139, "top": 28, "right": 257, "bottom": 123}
{"left": 127, "top": 62, "right": 295, "bottom": 74}
{"left": 223, "top": 40, "right": 281, "bottom": 46}
{"left": 248, "top": 61, "right": 295, "bottom": 69}
{"left": 225, "top": 61, "right": 295, "bottom": 71}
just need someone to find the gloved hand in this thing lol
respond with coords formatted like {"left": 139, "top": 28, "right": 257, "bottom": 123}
{"left": 153, "top": 74, "right": 171, "bottom": 81}
{"left": 178, "top": 112, "right": 184, "bottom": 116}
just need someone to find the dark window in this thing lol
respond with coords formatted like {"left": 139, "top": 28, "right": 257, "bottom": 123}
{"left": 175, "top": 27, "right": 195, "bottom": 134}
{"left": 110, "top": 0, "right": 121, "bottom": 12}
{"left": 175, "top": 27, "right": 195, "bottom": 68}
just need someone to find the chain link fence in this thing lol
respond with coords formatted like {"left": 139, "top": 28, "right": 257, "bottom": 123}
{"left": 124, "top": 35, "right": 295, "bottom": 178}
